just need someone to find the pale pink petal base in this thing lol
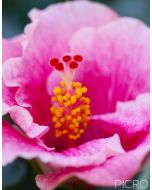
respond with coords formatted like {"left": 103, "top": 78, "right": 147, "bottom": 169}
{"left": 36, "top": 142, "right": 149, "bottom": 190}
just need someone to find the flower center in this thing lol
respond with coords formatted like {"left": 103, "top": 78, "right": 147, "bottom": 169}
{"left": 49, "top": 55, "right": 91, "bottom": 140}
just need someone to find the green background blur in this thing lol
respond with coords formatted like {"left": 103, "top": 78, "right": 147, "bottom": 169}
{"left": 2, "top": 0, "right": 150, "bottom": 190}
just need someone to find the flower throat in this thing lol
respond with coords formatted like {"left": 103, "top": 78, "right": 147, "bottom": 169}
{"left": 49, "top": 55, "right": 91, "bottom": 140}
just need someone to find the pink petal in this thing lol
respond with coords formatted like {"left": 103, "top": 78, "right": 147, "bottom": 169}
{"left": 2, "top": 81, "right": 17, "bottom": 115}
{"left": 3, "top": 119, "right": 124, "bottom": 168}
{"left": 36, "top": 140, "right": 149, "bottom": 190}
{"left": 3, "top": 36, "right": 22, "bottom": 62}
{"left": 25, "top": 0, "right": 118, "bottom": 79}
{"left": 3, "top": 56, "right": 52, "bottom": 125}
{"left": 3, "top": 1, "right": 118, "bottom": 125}
{"left": 29, "top": 1, "right": 118, "bottom": 24}
{"left": 3, "top": 116, "right": 124, "bottom": 167}
{"left": 9, "top": 106, "right": 49, "bottom": 138}
{"left": 80, "top": 93, "right": 149, "bottom": 149}
{"left": 2, "top": 37, "right": 22, "bottom": 114}
{"left": 70, "top": 17, "right": 149, "bottom": 114}
{"left": 2, "top": 119, "right": 53, "bottom": 166}
{"left": 3, "top": 58, "right": 23, "bottom": 87}
{"left": 50, "top": 134, "right": 125, "bottom": 168}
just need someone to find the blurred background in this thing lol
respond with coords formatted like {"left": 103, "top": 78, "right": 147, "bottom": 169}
{"left": 2, "top": 0, "right": 150, "bottom": 190}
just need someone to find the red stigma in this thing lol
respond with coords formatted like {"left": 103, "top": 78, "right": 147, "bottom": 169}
{"left": 55, "top": 62, "right": 64, "bottom": 71}
{"left": 73, "top": 55, "right": 83, "bottom": 62}
{"left": 50, "top": 58, "right": 59, "bottom": 66}
{"left": 62, "top": 55, "right": 72, "bottom": 62}
{"left": 69, "top": 61, "right": 78, "bottom": 69}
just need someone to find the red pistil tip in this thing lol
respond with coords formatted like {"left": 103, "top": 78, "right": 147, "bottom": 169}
{"left": 50, "top": 58, "right": 59, "bottom": 66}
{"left": 73, "top": 55, "right": 83, "bottom": 62}
{"left": 69, "top": 61, "right": 78, "bottom": 69}
{"left": 55, "top": 62, "right": 64, "bottom": 71}
{"left": 62, "top": 55, "right": 72, "bottom": 62}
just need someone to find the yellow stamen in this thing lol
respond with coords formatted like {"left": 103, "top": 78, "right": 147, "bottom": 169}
{"left": 50, "top": 81, "right": 91, "bottom": 140}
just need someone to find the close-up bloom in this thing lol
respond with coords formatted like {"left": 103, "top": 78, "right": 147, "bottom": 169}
{"left": 2, "top": 1, "right": 149, "bottom": 190}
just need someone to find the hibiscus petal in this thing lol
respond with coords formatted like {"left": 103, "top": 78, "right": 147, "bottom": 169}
{"left": 70, "top": 17, "right": 149, "bottom": 114}
{"left": 27, "top": 0, "right": 118, "bottom": 63}
{"left": 3, "top": 37, "right": 23, "bottom": 114}
{"left": 2, "top": 119, "right": 53, "bottom": 166}
{"left": 87, "top": 93, "right": 149, "bottom": 149}
{"left": 51, "top": 134, "right": 125, "bottom": 167}
{"left": 2, "top": 81, "right": 17, "bottom": 115}
{"left": 3, "top": 36, "right": 22, "bottom": 62}
{"left": 8, "top": 106, "right": 49, "bottom": 138}
{"left": 36, "top": 140, "right": 149, "bottom": 190}
{"left": 3, "top": 56, "right": 52, "bottom": 124}
{"left": 25, "top": 0, "right": 118, "bottom": 80}
{"left": 3, "top": 118, "right": 124, "bottom": 168}
{"left": 3, "top": 1, "right": 119, "bottom": 125}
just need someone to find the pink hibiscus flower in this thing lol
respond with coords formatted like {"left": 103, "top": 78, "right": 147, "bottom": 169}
{"left": 2, "top": 1, "right": 149, "bottom": 190}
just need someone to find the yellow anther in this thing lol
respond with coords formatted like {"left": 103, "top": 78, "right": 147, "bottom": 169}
{"left": 72, "top": 118, "right": 78, "bottom": 124}
{"left": 75, "top": 82, "right": 82, "bottom": 88}
{"left": 51, "top": 96, "right": 57, "bottom": 102}
{"left": 50, "top": 80, "right": 91, "bottom": 140}
{"left": 82, "top": 87, "right": 88, "bottom": 93}
{"left": 50, "top": 106, "right": 56, "bottom": 113}
{"left": 59, "top": 107, "right": 64, "bottom": 112}
{"left": 75, "top": 122, "right": 79, "bottom": 127}
{"left": 55, "top": 130, "right": 62, "bottom": 138}
{"left": 72, "top": 109, "right": 77, "bottom": 115}
{"left": 54, "top": 87, "right": 62, "bottom": 95}
{"left": 85, "top": 110, "right": 91, "bottom": 115}
{"left": 76, "top": 94, "right": 81, "bottom": 99}
{"left": 84, "top": 97, "right": 90, "bottom": 104}
{"left": 76, "top": 88, "right": 82, "bottom": 94}
{"left": 72, "top": 82, "right": 76, "bottom": 87}
{"left": 71, "top": 96, "right": 76, "bottom": 104}
{"left": 66, "top": 115, "right": 72, "bottom": 120}
{"left": 57, "top": 95, "right": 63, "bottom": 104}
{"left": 60, "top": 81, "right": 65, "bottom": 87}
{"left": 80, "top": 129, "right": 84, "bottom": 134}
{"left": 69, "top": 134, "right": 74, "bottom": 139}
{"left": 55, "top": 122, "right": 61, "bottom": 128}
{"left": 73, "top": 136, "right": 77, "bottom": 140}
{"left": 65, "top": 93, "right": 71, "bottom": 99}
{"left": 82, "top": 115, "right": 88, "bottom": 121}
{"left": 55, "top": 134, "right": 60, "bottom": 138}
{"left": 62, "top": 130, "right": 68, "bottom": 135}
{"left": 76, "top": 107, "right": 81, "bottom": 112}
{"left": 55, "top": 111, "right": 62, "bottom": 117}
{"left": 64, "top": 102, "right": 70, "bottom": 107}
{"left": 69, "top": 124, "right": 75, "bottom": 129}
{"left": 74, "top": 128, "right": 79, "bottom": 133}
{"left": 76, "top": 134, "right": 80, "bottom": 139}
{"left": 77, "top": 116, "right": 82, "bottom": 122}
{"left": 52, "top": 116, "right": 58, "bottom": 122}
{"left": 60, "top": 117, "right": 65, "bottom": 123}
{"left": 62, "top": 96, "right": 67, "bottom": 101}
{"left": 80, "top": 97, "right": 85, "bottom": 102}
{"left": 81, "top": 105, "right": 90, "bottom": 110}
{"left": 83, "top": 122, "right": 88, "bottom": 128}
